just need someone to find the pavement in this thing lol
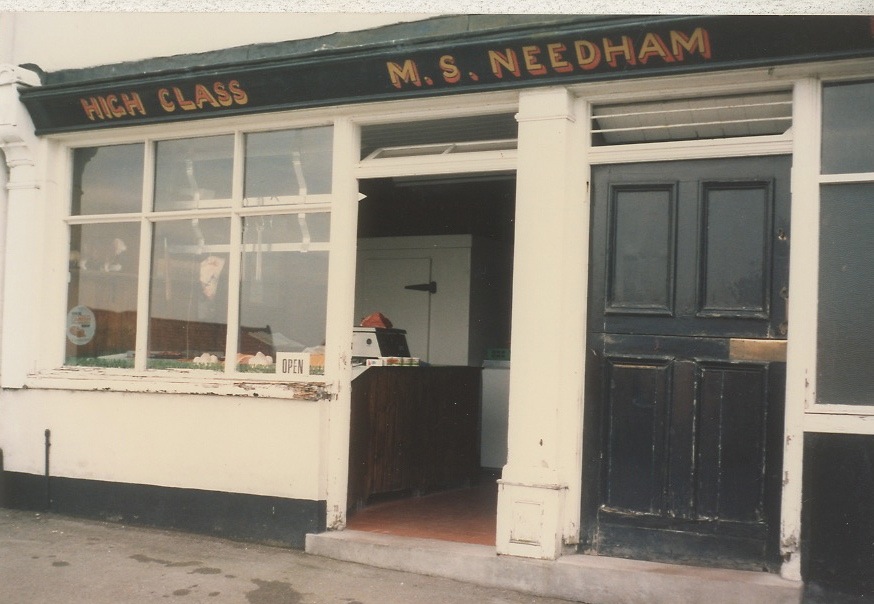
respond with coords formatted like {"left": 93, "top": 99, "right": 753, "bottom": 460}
{"left": 0, "top": 508, "right": 576, "bottom": 604}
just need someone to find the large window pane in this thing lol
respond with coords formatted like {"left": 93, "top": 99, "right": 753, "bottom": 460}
{"left": 238, "top": 213, "right": 330, "bottom": 372}
{"left": 822, "top": 80, "right": 874, "bottom": 175}
{"left": 148, "top": 218, "right": 231, "bottom": 370}
{"left": 72, "top": 144, "right": 144, "bottom": 215}
{"left": 66, "top": 222, "right": 140, "bottom": 367}
{"left": 244, "top": 127, "right": 333, "bottom": 205}
{"left": 154, "top": 136, "right": 234, "bottom": 211}
{"left": 817, "top": 183, "right": 874, "bottom": 405}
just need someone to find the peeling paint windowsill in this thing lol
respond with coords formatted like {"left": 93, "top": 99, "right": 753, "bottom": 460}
{"left": 22, "top": 367, "right": 330, "bottom": 401}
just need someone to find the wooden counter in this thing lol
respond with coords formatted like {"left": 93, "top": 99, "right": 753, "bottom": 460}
{"left": 347, "top": 366, "right": 482, "bottom": 511}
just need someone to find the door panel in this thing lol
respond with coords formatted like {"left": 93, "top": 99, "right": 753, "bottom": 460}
{"left": 696, "top": 363, "right": 768, "bottom": 523}
{"left": 603, "top": 358, "right": 671, "bottom": 514}
{"left": 607, "top": 186, "right": 676, "bottom": 316}
{"left": 583, "top": 157, "right": 789, "bottom": 570}
{"left": 699, "top": 184, "right": 772, "bottom": 317}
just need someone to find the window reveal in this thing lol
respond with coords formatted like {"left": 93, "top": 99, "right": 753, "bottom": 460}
{"left": 65, "top": 126, "right": 334, "bottom": 375}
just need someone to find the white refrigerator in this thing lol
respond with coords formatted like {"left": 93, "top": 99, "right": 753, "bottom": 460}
{"left": 480, "top": 360, "right": 510, "bottom": 470}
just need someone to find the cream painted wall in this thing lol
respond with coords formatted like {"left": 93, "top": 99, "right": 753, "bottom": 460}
{"left": 0, "top": 12, "right": 432, "bottom": 71}
{"left": 0, "top": 388, "right": 325, "bottom": 500}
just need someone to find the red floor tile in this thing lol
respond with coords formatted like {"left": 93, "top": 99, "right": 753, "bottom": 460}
{"left": 346, "top": 481, "right": 498, "bottom": 546}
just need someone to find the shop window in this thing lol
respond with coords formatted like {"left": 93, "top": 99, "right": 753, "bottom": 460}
{"left": 821, "top": 80, "right": 874, "bottom": 175}
{"left": 147, "top": 217, "right": 231, "bottom": 369}
{"left": 65, "top": 127, "right": 333, "bottom": 376}
{"left": 66, "top": 222, "right": 140, "bottom": 365}
{"left": 817, "top": 80, "right": 874, "bottom": 406}
{"left": 72, "top": 143, "right": 144, "bottom": 215}
{"left": 244, "top": 127, "right": 333, "bottom": 204}
{"left": 818, "top": 184, "right": 874, "bottom": 405}
{"left": 154, "top": 136, "right": 234, "bottom": 211}
{"left": 238, "top": 213, "right": 330, "bottom": 373}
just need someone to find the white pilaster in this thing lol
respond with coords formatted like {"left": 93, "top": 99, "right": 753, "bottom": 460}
{"left": 779, "top": 77, "right": 821, "bottom": 582}
{"left": 322, "top": 116, "right": 361, "bottom": 529}
{"left": 0, "top": 65, "right": 42, "bottom": 388}
{"left": 496, "top": 87, "right": 588, "bottom": 559}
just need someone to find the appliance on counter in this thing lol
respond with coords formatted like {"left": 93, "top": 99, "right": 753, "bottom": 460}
{"left": 352, "top": 327, "right": 413, "bottom": 379}
{"left": 352, "top": 327, "right": 411, "bottom": 363}
{"left": 481, "top": 359, "right": 510, "bottom": 470}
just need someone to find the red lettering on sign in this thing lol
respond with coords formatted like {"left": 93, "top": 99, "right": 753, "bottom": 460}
{"left": 670, "top": 28, "right": 711, "bottom": 60}
{"left": 384, "top": 27, "right": 711, "bottom": 93}
{"left": 157, "top": 88, "right": 174, "bottom": 112}
{"left": 547, "top": 43, "right": 574, "bottom": 73}
{"left": 522, "top": 45, "right": 547, "bottom": 75}
{"left": 120, "top": 93, "right": 146, "bottom": 116}
{"left": 228, "top": 80, "right": 248, "bottom": 105}
{"left": 80, "top": 97, "right": 102, "bottom": 121}
{"left": 638, "top": 33, "right": 676, "bottom": 64}
{"left": 156, "top": 80, "right": 248, "bottom": 113}
{"left": 193, "top": 84, "right": 219, "bottom": 109}
{"left": 173, "top": 87, "right": 197, "bottom": 111}
{"left": 440, "top": 55, "right": 462, "bottom": 84}
{"left": 97, "top": 96, "right": 113, "bottom": 118}
{"left": 574, "top": 40, "right": 602, "bottom": 70}
{"left": 79, "top": 91, "right": 149, "bottom": 121}
{"left": 105, "top": 94, "right": 126, "bottom": 118}
{"left": 488, "top": 49, "right": 521, "bottom": 79}
{"left": 386, "top": 60, "right": 422, "bottom": 88}
{"left": 603, "top": 35, "right": 637, "bottom": 67}
{"left": 213, "top": 82, "right": 234, "bottom": 107}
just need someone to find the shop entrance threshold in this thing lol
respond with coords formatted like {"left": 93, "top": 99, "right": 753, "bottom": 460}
{"left": 305, "top": 530, "right": 802, "bottom": 604}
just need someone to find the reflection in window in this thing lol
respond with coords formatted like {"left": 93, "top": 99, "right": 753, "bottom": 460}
{"left": 72, "top": 144, "right": 144, "bottom": 215}
{"left": 148, "top": 218, "right": 231, "bottom": 370}
{"left": 66, "top": 222, "right": 140, "bottom": 367}
{"left": 64, "top": 127, "right": 334, "bottom": 378}
{"left": 238, "top": 213, "right": 330, "bottom": 372}
{"left": 154, "top": 135, "right": 234, "bottom": 211}
{"left": 817, "top": 184, "right": 874, "bottom": 405}
{"left": 822, "top": 80, "right": 874, "bottom": 175}
{"left": 244, "top": 127, "right": 333, "bottom": 205}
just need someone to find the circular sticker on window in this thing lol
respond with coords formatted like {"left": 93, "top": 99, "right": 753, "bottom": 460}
{"left": 66, "top": 305, "right": 96, "bottom": 346}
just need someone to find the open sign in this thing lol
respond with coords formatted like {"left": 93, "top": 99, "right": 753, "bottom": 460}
{"left": 275, "top": 352, "right": 322, "bottom": 382}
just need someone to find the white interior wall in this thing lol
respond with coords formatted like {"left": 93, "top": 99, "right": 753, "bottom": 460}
{"left": 356, "top": 235, "right": 472, "bottom": 366}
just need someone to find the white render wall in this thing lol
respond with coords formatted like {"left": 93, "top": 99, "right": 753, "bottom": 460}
{"left": 0, "top": 11, "right": 428, "bottom": 503}
{"left": 0, "top": 13, "right": 431, "bottom": 71}
{"left": 0, "top": 388, "right": 326, "bottom": 500}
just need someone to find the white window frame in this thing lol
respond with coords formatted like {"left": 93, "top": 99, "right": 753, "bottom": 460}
{"left": 801, "top": 75, "right": 874, "bottom": 432}
{"left": 29, "top": 116, "right": 342, "bottom": 400}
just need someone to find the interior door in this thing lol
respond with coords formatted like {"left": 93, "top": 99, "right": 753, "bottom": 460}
{"left": 582, "top": 157, "right": 790, "bottom": 571}
{"left": 355, "top": 257, "right": 432, "bottom": 360}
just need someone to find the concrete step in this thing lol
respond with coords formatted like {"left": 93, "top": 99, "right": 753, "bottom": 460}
{"left": 306, "top": 530, "right": 803, "bottom": 604}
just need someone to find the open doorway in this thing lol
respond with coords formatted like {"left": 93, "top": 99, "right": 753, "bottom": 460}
{"left": 346, "top": 174, "right": 515, "bottom": 546}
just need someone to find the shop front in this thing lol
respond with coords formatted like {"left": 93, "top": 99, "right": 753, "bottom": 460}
{"left": 1, "top": 14, "right": 873, "bottom": 602}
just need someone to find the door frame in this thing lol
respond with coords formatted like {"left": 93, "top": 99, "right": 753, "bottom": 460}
{"left": 581, "top": 156, "right": 791, "bottom": 570}
{"left": 324, "top": 78, "right": 811, "bottom": 578}
{"left": 581, "top": 87, "right": 806, "bottom": 578}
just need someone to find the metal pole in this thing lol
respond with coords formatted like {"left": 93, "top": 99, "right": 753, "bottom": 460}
{"left": 44, "top": 429, "right": 51, "bottom": 511}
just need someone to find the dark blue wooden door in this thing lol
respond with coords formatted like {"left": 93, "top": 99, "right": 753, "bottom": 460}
{"left": 582, "top": 157, "right": 790, "bottom": 571}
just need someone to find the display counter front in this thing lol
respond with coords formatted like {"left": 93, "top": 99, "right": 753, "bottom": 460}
{"left": 347, "top": 365, "right": 482, "bottom": 511}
